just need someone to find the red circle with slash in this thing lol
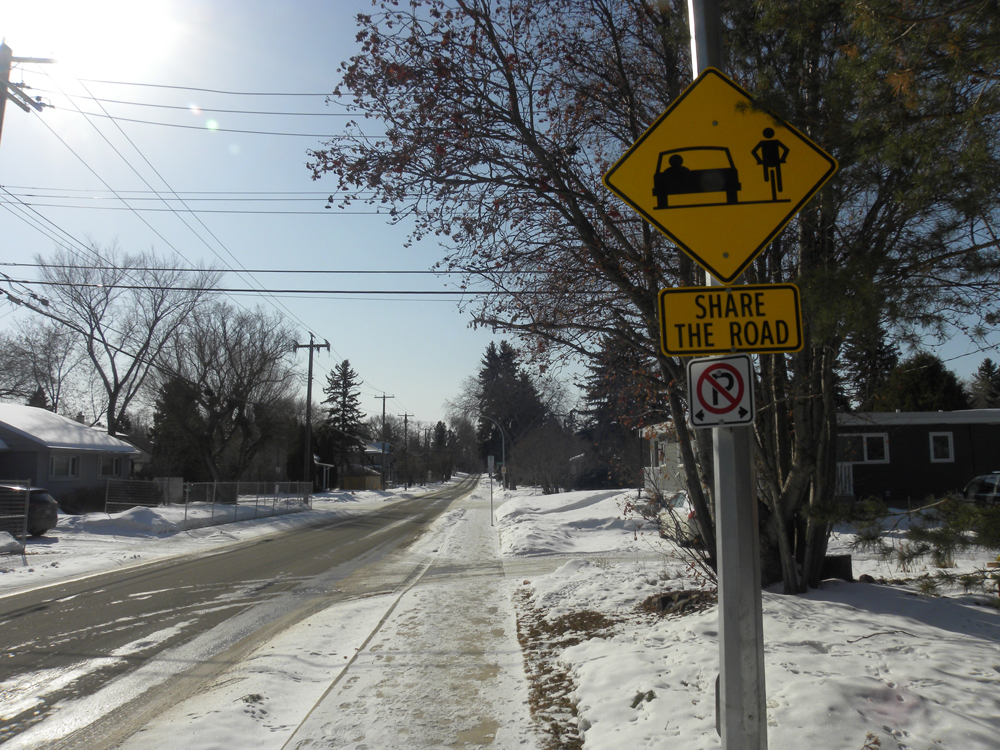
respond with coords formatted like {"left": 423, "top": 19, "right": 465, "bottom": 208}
{"left": 696, "top": 362, "right": 745, "bottom": 415}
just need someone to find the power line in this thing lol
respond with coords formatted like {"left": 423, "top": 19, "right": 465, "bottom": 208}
{"left": 0, "top": 201, "right": 384, "bottom": 214}
{"left": 54, "top": 110, "right": 377, "bottom": 138}
{"left": 72, "top": 78, "right": 341, "bottom": 96}
{"left": 2, "top": 262, "right": 451, "bottom": 274}
{"left": 13, "top": 279, "right": 508, "bottom": 295}
{"left": 30, "top": 90, "right": 354, "bottom": 116}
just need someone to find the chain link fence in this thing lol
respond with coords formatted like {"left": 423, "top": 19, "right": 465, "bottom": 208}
{"left": 0, "top": 481, "right": 30, "bottom": 548}
{"left": 105, "top": 478, "right": 311, "bottom": 531}
{"left": 106, "top": 478, "right": 170, "bottom": 514}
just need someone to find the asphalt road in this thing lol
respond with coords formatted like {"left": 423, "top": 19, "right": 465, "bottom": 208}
{"left": 0, "top": 476, "right": 477, "bottom": 749}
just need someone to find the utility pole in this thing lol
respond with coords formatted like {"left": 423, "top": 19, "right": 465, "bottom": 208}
{"left": 686, "top": 2, "right": 767, "bottom": 748}
{"left": 398, "top": 413, "right": 413, "bottom": 489}
{"left": 374, "top": 394, "right": 394, "bottom": 489}
{"left": 293, "top": 333, "right": 329, "bottom": 490}
{"left": 1, "top": 43, "right": 55, "bottom": 150}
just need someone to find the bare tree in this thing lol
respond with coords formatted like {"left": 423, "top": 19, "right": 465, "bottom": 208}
{"left": 36, "top": 244, "right": 220, "bottom": 435}
{"left": 312, "top": 0, "right": 1000, "bottom": 591}
{"left": 6, "top": 317, "right": 86, "bottom": 413}
{"left": 0, "top": 331, "right": 35, "bottom": 401}
{"left": 152, "top": 301, "right": 299, "bottom": 482}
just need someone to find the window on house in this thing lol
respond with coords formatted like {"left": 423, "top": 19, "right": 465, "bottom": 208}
{"left": 100, "top": 456, "right": 122, "bottom": 476}
{"left": 838, "top": 433, "right": 890, "bottom": 464}
{"left": 50, "top": 454, "right": 79, "bottom": 478}
{"left": 929, "top": 432, "right": 954, "bottom": 463}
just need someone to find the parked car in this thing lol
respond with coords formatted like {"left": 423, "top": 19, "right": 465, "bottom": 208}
{"left": 963, "top": 473, "right": 1000, "bottom": 505}
{"left": 658, "top": 491, "right": 699, "bottom": 546}
{"left": 0, "top": 484, "right": 60, "bottom": 537}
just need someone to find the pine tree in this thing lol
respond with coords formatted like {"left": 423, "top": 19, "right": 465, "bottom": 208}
{"left": 320, "top": 359, "right": 368, "bottom": 484}
{"left": 840, "top": 324, "right": 899, "bottom": 412}
{"left": 969, "top": 359, "right": 1000, "bottom": 409}
{"left": 26, "top": 386, "right": 50, "bottom": 411}
{"left": 876, "top": 353, "right": 970, "bottom": 412}
{"left": 578, "top": 337, "right": 667, "bottom": 488}
{"left": 477, "top": 341, "right": 547, "bottom": 488}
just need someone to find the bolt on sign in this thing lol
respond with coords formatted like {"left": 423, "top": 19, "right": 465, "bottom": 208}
{"left": 603, "top": 68, "right": 837, "bottom": 284}
{"left": 659, "top": 284, "right": 803, "bottom": 356}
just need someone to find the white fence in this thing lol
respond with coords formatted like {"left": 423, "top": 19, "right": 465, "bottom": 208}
{"left": 105, "top": 479, "right": 312, "bottom": 531}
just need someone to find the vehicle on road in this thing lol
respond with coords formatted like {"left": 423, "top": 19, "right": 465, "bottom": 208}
{"left": 653, "top": 146, "right": 741, "bottom": 208}
{"left": 963, "top": 473, "right": 1000, "bottom": 505}
{"left": 0, "top": 484, "right": 59, "bottom": 537}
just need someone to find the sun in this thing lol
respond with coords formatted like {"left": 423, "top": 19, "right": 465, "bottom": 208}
{"left": 1, "top": 0, "right": 183, "bottom": 79}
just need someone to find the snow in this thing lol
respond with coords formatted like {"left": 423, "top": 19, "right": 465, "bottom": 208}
{"left": 0, "top": 403, "right": 138, "bottom": 452}
{"left": 2, "top": 477, "right": 999, "bottom": 749}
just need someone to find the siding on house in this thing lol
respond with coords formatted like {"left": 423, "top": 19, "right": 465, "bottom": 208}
{"left": 837, "top": 410, "right": 1000, "bottom": 507}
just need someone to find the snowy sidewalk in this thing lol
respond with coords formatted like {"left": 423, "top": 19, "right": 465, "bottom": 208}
{"left": 280, "top": 489, "right": 537, "bottom": 749}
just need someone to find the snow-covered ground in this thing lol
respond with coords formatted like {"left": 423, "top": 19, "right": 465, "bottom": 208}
{"left": 2, "top": 476, "right": 999, "bottom": 749}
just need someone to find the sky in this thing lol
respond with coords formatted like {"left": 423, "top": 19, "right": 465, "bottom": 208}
{"left": 3, "top": 479, "right": 998, "bottom": 748}
{"left": 0, "top": 0, "right": 504, "bottom": 427}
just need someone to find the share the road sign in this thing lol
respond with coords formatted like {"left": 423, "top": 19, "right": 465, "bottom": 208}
{"left": 659, "top": 284, "right": 803, "bottom": 356}
{"left": 688, "top": 354, "right": 755, "bottom": 428}
{"left": 603, "top": 68, "right": 837, "bottom": 283}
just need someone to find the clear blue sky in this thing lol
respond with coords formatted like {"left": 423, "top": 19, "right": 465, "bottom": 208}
{"left": 0, "top": 0, "right": 504, "bottom": 426}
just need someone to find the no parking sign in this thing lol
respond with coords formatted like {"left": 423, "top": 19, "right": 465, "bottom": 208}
{"left": 687, "top": 354, "right": 755, "bottom": 428}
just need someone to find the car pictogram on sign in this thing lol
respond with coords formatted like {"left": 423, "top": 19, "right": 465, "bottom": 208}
{"left": 653, "top": 147, "right": 742, "bottom": 208}
{"left": 687, "top": 354, "right": 755, "bottom": 428}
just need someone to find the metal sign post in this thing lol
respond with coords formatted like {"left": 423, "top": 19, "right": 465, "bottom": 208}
{"left": 687, "top": 3, "right": 768, "bottom": 749}
{"left": 488, "top": 455, "right": 495, "bottom": 526}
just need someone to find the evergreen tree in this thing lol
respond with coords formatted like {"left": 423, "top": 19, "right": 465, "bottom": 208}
{"left": 876, "top": 353, "right": 970, "bottom": 412}
{"left": 150, "top": 376, "right": 211, "bottom": 481}
{"left": 320, "top": 359, "right": 368, "bottom": 484}
{"left": 26, "top": 386, "right": 50, "bottom": 411}
{"left": 968, "top": 358, "right": 1000, "bottom": 409}
{"left": 476, "top": 342, "right": 547, "bottom": 487}
{"left": 840, "top": 324, "right": 899, "bottom": 411}
{"left": 578, "top": 337, "right": 667, "bottom": 489}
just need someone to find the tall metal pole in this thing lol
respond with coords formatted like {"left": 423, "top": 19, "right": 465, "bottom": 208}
{"left": 375, "top": 394, "right": 394, "bottom": 488}
{"left": 399, "top": 412, "right": 413, "bottom": 489}
{"left": 686, "top": 2, "right": 768, "bottom": 748}
{"left": 0, "top": 43, "right": 55, "bottom": 151}
{"left": 294, "top": 334, "right": 329, "bottom": 489}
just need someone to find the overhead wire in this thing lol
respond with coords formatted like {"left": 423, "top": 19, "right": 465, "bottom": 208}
{"left": 4, "top": 77, "right": 416, "bottom": 414}
{"left": 73, "top": 74, "right": 326, "bottom": 340}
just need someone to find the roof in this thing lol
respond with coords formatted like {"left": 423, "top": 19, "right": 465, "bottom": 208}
{"left": 838, "top": 409, "right": 1000, "bottom": 428}
{"left": 0, "top": 404, "right": 139, "bottom": 454}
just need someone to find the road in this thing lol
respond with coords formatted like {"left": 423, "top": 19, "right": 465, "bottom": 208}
{"left": 0, "top": 476, "right": 478, "bottom": 749}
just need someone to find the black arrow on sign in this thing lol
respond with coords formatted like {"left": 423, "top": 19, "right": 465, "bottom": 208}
{"left": 739, "top": 407, "right": 748, "bottom": 418}
{"left": 696, "top": 410, "right": 705, "bottom": 421}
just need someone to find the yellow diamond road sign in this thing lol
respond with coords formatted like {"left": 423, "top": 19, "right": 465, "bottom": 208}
{"left": 603, "top": 68, "right": 837, "bottom": 283}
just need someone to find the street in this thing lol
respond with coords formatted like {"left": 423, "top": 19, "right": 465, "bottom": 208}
{"left": 0, "top": 477, "right": 477, "bottom": 749}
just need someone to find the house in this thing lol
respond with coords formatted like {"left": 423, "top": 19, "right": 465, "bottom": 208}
{"left": 836, "top": 409, "right": 1000, "bottom": 508}
{"left": 642, "top": 422, "right": 687, "bottom": 498}
{"left": 0, "top": 404, "right": 140, "bottom": 509}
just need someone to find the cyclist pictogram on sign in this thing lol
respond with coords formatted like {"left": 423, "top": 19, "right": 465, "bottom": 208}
{"left": 687, "top": 354, "right": 755, "bottom": 428}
